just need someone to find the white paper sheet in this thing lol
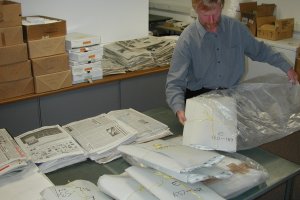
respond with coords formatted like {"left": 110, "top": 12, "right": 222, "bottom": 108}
{"left": 98, "top": 174, "right": 158, "bottom": 200}
{"left": 41, "top": 179, "right": 112, "bottom": 200}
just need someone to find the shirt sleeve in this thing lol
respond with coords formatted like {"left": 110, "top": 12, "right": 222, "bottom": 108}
{"left": 166, "top": 35, "right": 191, "bottom": 114}
{"left": 242, "top": 26, "right": 292, "bottom": 73}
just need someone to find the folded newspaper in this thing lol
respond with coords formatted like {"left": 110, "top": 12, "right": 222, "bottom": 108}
{"left": 0, "top": 129, "right": 29, "bottom": 177}
{"left": 62, "top": 108, "right": 173, "bottom": 164}
{"left": 14, "top": 125, "right": 87, "bottom": 173}
{"left": 107, "top": 108, "right": 173, "bottom": 143}
{"left": 63, "top": 114, "right": 137, "bottom": 163}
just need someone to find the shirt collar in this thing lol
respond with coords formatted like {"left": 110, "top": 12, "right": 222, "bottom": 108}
{"left": 196, "top": 15, "right": 225, "bottom": 37}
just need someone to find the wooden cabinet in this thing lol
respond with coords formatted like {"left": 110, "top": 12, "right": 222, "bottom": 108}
{"left": 0, "top": 67, "right": 169, "bottom": 136}
{"left": 0, "top": 98, "right": 40, "bottom": 137}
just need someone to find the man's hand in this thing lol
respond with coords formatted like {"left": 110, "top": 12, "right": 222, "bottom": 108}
{"left": 287, "top": 68, "right": 299, "bottom": 84}
{"left": 176, "top": 110, "right": 186, "bottom": 125}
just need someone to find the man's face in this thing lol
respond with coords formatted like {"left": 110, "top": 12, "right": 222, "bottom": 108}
{"left": 197, "top": 4, "right": 222, "bottom": 33}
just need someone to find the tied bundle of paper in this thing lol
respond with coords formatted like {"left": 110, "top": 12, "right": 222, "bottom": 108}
{"left": 63, "top": 114, "right": 137, "bottom": 164}
{"left": 203, "top": 152, "right": 269, "bottom": 199}
{"left": 0, "top": 129, "right": 29, "bottom": 177}
{"left": 14, "top": 125, "right": 87, "bottom": 173}
{"left": 98, "top": 174, "right": 158, "bottom": 200}
{"left": 107, "top": 108, "right": 173, "bottom": 143}
{"left": 183, "top": 95, "right": 238, "bottom": 152}
{"left": 41, "top": 180, "right": 112, "bottom": 200}
{"left": 118, "top": 139, "right": 231, "bottom": 183}
{"left": 167, "top": 136, "right": 269, "bottom": 199}
{"left": 125, "top": 166, "right": 226, "bottom": 200}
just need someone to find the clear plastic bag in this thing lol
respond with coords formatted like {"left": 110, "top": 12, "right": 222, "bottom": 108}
{"left": 202, "top": 74, "right": 300, "bottom": 150}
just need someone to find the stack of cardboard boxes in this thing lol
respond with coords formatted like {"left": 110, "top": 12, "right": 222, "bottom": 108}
{"left": 22, "top": 16, "right": 72, "bottom": 93}
{"left": 65, "top": 32, "right": 103, "bottom": 84}
{"left": 0, "top": 1, "right": 33, "bottom": 100}
{"left": 240, "top": 2, "right": 294, "bottom": 41}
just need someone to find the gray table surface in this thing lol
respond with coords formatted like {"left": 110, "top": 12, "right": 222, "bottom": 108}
{"left": 46, "top": 107, "right": 300, "bottom": 199}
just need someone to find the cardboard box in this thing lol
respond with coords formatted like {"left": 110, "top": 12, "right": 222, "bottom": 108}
{"left": 0, "top": 60, "right": 31, "bottom": 82}
{"left": 71, "top": 61, "right": 103, "bottom": 84}
{"left": 240, "top": 3, "right": 276, "bottom": 36}
{"left": 240, "top": 2, "right": 257, "bottom": 36}
{"left": 65, "top": 32, "right": 101, "bottom": 50}
{"left": 257, "top": 18, "right": 294, "bottom": 41}
{"left": 34, "top": 70, "right": 72, "bottom": 93}
{"left": 31, "top": 53, "right": 69, "bottom": 76}
{"left": 256, "top": 4, "right": 276, "bottom": 17}
{"left": 0, "top": 1, "right": 22, "bottom": 28}
{"left": 22, "top": 16, "right": 66, "bottom": 41}
{"left": 0, "top": 43, "right": 28, "bottom": 65}
{"left": 0, "top": 77, "right": 34, "bottom": 100}
{"left": 0, "top": 26, "right": 23, "bottom": 47}
{"left": 27, "top": 36, "right": 65, "bottom": 59}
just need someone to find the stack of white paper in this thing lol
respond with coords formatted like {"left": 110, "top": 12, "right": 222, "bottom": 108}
{"left": 41, "top": 180, "right": 112, "bottom": 200}
{"left": 14, "top": 125, "right": 87, "bottom": 173}
{"left": 183, "top": 95, "right": 238, "bottom": 152}
{"left": 63, "top": 114, "right": 137, "bottom": 163}
{"left": 0, "top": 162, "right": 54, "bottom": 200}
{"left": 66, "top": 32, "right": 103, "bottom": 84}
{"left": 107, "top": 108, "right": 173, "bottom": 143}
{"left": 118, "top": 139, "right": 226, "bottom": 183}
{"left": 126, "top": 166, "right": 225, "bottom": 200}
{"left": 98, "top": 174, "right": 158, "bottom": 200}
{"left": 0, "top": 129, "right": 29, "bottom": 177}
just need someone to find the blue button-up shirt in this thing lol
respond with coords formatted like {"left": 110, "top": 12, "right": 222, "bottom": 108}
{"left": 166, "top": 15, "right": 292, "bottom": 114}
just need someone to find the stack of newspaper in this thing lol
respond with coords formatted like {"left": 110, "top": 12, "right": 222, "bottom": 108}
{"left": 0, "top": 129, "right": 29, "bottom": 177}
{"left": 107, "top": 108, "right": 173, "bottom": 143}
{"left": 14, "top": 125, "right": 87, "bottom": 173}
{"left": 63, "top": 114, "right": 138, "bottom": 164}
{"left": 103, "top": 36, "right": 177, "bottom": 72}
{"left": 101, "top": 58, "right": 126, "bottom": 76}
{"left": 62, "top": 108, "right": 173, "bottom": 164}
{"left": 148, "top": 36, "right": 177, "bottom": 66}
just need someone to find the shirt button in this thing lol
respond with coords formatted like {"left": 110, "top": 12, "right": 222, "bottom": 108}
{"left": 217, "top": 61, "right": 221, "bottom": 64}
{"left": 216, "top": 48, "right": 220, "bottom": 51}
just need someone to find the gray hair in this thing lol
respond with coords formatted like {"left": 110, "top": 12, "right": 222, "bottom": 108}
{"left": 192, "top": 0, "right": 224, "bottom": 10}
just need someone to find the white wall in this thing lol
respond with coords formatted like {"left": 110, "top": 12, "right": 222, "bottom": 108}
{"left": 18, "top": 0, "right": 149, "bottom": 43}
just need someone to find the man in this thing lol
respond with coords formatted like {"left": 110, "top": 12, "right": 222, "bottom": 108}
{"left": 166, "top": 0, "right": 298, "bottom": 125}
